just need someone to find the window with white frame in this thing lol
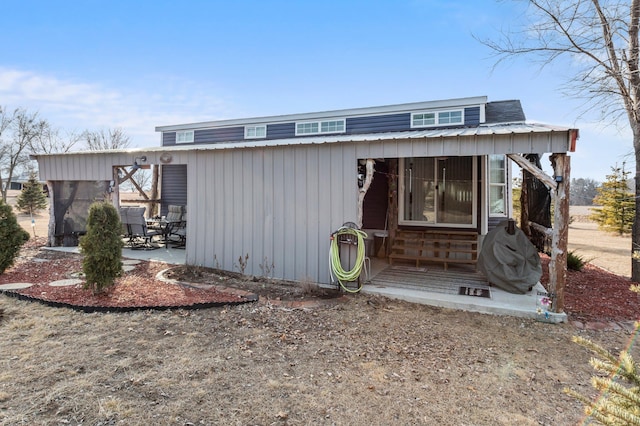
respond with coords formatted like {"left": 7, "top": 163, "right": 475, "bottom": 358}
{"left": 411, "top": 110, "right": 463, "bottom": 128}
{"left": 245, "top": 125, "right": 266, "bottom": 139}
{"left": 399, "top": 156, "right": 476, "bottom": 227}
{"left": 489, "top": 155, "right": 507, "bottom": 216}
{"left": 176, "top": 130, "right": 194, "bottom": 144}
{"left": 296, "top": 119, "right": 345, "bottom": 135}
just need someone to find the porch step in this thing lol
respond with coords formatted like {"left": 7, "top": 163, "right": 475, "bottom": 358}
{"left": 389, "top": 230, "right": 479, "bottom": 270}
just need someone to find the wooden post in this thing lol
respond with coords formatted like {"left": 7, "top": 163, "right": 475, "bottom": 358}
{"left": 549, "top": 154, "right": 570, "bottom": 313}
{"left": 388, "top": 159, "right": 399, "bottom": 244}
{"left": 520, "top": 167, "right": 530, "bottom": 237}
{"left": 111, "top": 167, "right": 120, "bottom": 211}
{"left": 357, "top": 159, "right": 375, "bottom": 229}
{"left": 46, "top": 180, "right": 56, "bottom": 247}
{"left": 150, "top": 164, "right": 159, "bottom": 217}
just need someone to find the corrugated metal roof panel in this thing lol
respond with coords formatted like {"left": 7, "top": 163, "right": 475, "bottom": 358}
{"left": 32, "top": 122, "right": 574, "bottom": 159}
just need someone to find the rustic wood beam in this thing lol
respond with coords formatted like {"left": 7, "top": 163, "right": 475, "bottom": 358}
{"left": 150, "top": 164, "right": 160, "bottom": 217}
{"left": 548, "top": 154, "right": 570, "bottom": 313}
{"left": 507, "top": 154, "right": 557, "bottom": 190}
{"left": 357, "top": 159, "right": 375, "bottom": 229}
{"left": 528, "top": 221, "right": 553, "bottom": 238}
{"left": 120, "top": 199, "right": 161, "bottom": 204}
{"left": 111, "top": 167, "right": 120, "bottom": 212}
{"left": 116, "top": 166, "right": 149, "bottom": 201}
{"left": 47, "top": 180, "right": 56, "bottom": 247}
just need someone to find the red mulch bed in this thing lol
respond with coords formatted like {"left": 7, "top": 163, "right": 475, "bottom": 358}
{"left": 0, "top": 238, "right": 250, "bottom": 310}
{"left": 540, "top": 254, "right": 639, "bottom": 323}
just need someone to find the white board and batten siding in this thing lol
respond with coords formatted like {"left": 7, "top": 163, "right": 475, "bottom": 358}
{"left": 186, "top": 143, "right": 357, "bottom": 284}
{"left": 353, "top": 131, "right": 572, "bottom": 159}
{"left": 37, "top": 151, "right": 190, "bottom": 181}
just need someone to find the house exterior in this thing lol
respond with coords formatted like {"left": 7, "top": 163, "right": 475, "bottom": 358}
{"left": 33, "top": 96, "right": 577, "bottom": 291}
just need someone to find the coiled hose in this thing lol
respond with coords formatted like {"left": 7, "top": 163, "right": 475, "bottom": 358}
{"left": 329, "top": 226, "right": 368, "bottom": 293}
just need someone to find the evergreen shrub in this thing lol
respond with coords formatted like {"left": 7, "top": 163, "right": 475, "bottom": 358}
{"left": 15, "top": 172, "right": 47, "bottom": 215}
{"left": 79, "top": 201, "right": 123, "bottom": 293}
{"left": 0, "top": 201, "right": 29, "bottom": 274}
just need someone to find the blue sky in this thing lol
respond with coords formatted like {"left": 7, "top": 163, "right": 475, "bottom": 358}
{"left": 0, "top": 0, "right": 632, "bottom": 180}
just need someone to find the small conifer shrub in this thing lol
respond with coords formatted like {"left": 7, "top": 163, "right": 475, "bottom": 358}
{"left": 0, "top": 201, "right": 29, "bottom": 274}
{"left": 79, "top": 201, "right": 124, "bottom": 293}
{"left": 566, "top": 323, "right": 640, "bottom": 425}
{"left": 15, "top": 172, "right": 47, "bottom": 215}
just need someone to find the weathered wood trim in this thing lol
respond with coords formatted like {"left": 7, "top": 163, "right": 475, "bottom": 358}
{"left": 150, "top": 164, "right": 159, "bottom": 217}
{"left": 528, "top": 221, "right": 553, "bottom": 238}
{"left": 548, "top": 154, "right": 570, "bottom": 313}
{"left": 357, "top": 159, "right": 375, "bottom": 229}
{"left": 508, "top": 154, "right": 557, "bottom": 190}
{"left": 111, "top": 167, "right": 120, "bottom": 212}
{"left": 47, "top": 180, "right": 56, "bottom": 247}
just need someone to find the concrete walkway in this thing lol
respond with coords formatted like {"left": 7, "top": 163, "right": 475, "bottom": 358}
{"left": 45, "top": 245, "right": 186, "bottom": 265}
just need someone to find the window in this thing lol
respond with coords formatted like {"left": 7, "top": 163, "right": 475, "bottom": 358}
{"left": 296, "top": 119, "right": 345, "bottom": 135}
{"left": 399, "top": 157, "right": 476, "bottom": 227}
{"left": 411, "top": 110, "right": 463, "bottom": 128}
{"left": 296, "top": 122, "right": 319, "bottom": 135}
{"left": 320, "top": 120, "right": 345, "bottom": 133}
{"left": 245, "top": 125, "right": 266, "bottom": 139}
{"left": 176, "top": 130, "right": 194, "bottom": 144}
{"left": 489, "top": 155, "right": 507, "bottom": 216}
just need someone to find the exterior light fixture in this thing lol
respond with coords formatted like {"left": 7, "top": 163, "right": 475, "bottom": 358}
{"left": 132, "top": 156, "right": 147, "bottom": 171}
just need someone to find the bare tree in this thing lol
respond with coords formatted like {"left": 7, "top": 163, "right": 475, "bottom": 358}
{"left": 83, "top": 128, "right": 131, "bottom": 150}
{"left": 480, "top": 0, "right": 640, "bottom": 282}
{"left": 0, "top": 107, "right": 48, "bottom": 202}
{"left": 30, "top": 123, "right": 81, "bottom": 154}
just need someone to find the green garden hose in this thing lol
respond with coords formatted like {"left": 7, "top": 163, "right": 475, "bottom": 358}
{"left": 329, "top": 226, "right": 368, "bottom": 293}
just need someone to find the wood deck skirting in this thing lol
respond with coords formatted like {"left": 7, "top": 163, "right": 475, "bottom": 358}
{"left": 389, "top": 230, "right": 479, "bottom": 270}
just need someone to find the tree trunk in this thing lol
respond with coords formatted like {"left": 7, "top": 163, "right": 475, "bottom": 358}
{"left": 633, "top": 134, "right": 640, "bottom": 282}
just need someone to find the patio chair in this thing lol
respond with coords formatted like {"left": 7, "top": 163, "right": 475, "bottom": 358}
{"left": 169, "top": 205, "right": 186, "bottom": 249}
{"left": 120, "top": 207, "right": 134, "bottom": 246}
{"left": 166, "top": 205, "right": 183, "bottom": 222}
{"left": 127, "top": 207, "right": 161, "bottom": 250}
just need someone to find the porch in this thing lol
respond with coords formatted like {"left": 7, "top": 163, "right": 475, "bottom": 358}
{"left": 362, "top": 258, "right": 563, "bottom": 322}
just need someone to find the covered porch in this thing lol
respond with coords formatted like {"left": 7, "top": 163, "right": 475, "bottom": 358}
{"left": 361, "top": 258, "right": 559, "bottom": 321}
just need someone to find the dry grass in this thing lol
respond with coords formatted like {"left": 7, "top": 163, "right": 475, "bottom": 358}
{"left": 1, "top": 293, "right": 637, "bottom": 425}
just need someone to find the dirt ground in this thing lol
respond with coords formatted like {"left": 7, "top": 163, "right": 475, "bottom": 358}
{"left": 1, "top": 199, "right": 638, "bottom": 424}
{"left": 2, "top": 283, "right": 638, "bottom": 425}
{"left": 568, "top": 206, "right": 631, "bottom": 277}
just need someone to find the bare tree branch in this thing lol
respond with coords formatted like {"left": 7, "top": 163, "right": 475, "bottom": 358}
{"left": 82, "top": 128, "right": 131, "bottom": 151}
{"left": 30, "top": 124, "right": 81, "bottom": 154}
{"left": 478, "top": 0, "right": 640, "bottom": 281}
{"left": 0, "top": 108, "right": 48, "bottom": 201}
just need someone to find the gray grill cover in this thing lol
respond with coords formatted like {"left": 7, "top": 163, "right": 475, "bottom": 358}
{"left": 478, "top": 221, "right": 542, "bottom": 294}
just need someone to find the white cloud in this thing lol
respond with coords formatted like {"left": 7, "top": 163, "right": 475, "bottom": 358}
{"left": 0, "top": 68, "right": 232, "bottom": 148}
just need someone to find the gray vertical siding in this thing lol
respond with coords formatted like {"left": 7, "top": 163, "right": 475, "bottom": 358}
{"left": 186, "top": 143, "right": 357, "bottom": 284}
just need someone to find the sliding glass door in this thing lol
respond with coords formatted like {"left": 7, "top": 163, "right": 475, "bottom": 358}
{"left": 400, "top": 157, "right": 476, "bottom": 227}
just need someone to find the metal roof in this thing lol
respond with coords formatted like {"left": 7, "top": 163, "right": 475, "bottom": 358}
{"left": 31, "top": 122, "right": 575, "bottom": 159}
